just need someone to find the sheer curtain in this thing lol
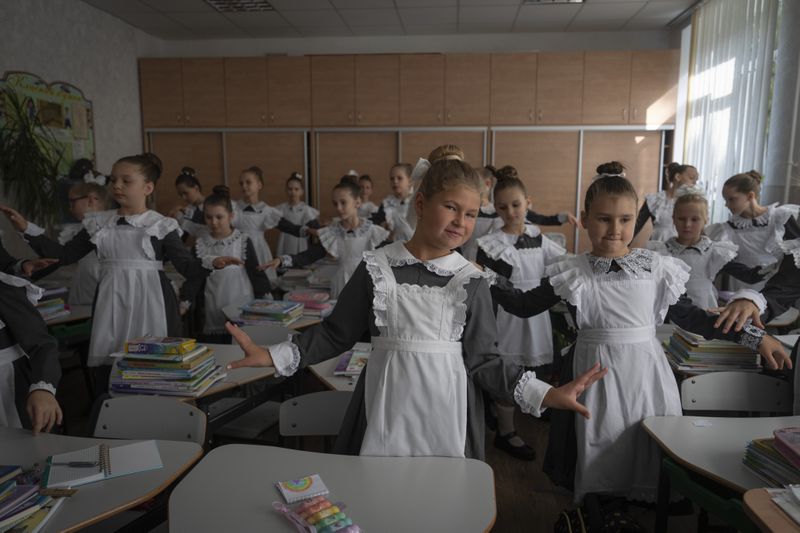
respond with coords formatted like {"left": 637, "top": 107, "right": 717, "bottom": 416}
{"left": 684, "top": 0, "right": 779, "bottom": 222}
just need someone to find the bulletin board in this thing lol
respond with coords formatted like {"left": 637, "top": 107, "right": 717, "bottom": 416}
{"left": 0, "top": 71, "right": 95, "bottom": 175}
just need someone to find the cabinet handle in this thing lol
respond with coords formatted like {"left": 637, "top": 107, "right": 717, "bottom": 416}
{"left": 347, "top": 111, "right": 353, "bottom": 121}
{"left": 537, "top": 110, "right": 543, "bottom": 121}
{"left": 632, "top": 107, "right": 638, "bottom": 120}
{"left": 447, "top": 112, "right": 452, "bottom": 121}
{"left": 261, "top": 114, "right": 266, "bottom": 122}
{"left": 270, "top": 113, "right": 275, "bottom": 122}
{"left": 528, "top": 109, "right": 533, "bottom": 122}
{"left": 622, "top": 107, "right": 627, "bottom": 121}
{"left": 185, "top": 114, "right": 190, "bottom": 122}
{"left": 176, "top": 113, "right": 182, "bottom": 121}
{"left": 437, "top": 112, "right": 442, "bottom": 122}
{"left": 357, "top": 113, "right": 363, "bottom": 121}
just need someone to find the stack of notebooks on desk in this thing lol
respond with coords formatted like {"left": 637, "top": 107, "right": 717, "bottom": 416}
{"left": 238, "top": 300, "right": 304, "bottom": 326}
{"left": 285, "top": 290, "right": 335, "bottom": 318}
{"left": 744, "top": 428, "right": 800, "bottom": 488}
{"left": 664, "top": 327, "right": 761, "bottom": 373}
{"left": 36, "top": 287, "right": 70, "bottom": 322}
{"left": 0, "top": 466, "right": 64, "bottom": 533}
{"left": 109, "top": 336, "right": 225, "bottom": 397}
{"left": 277, "top": 268, "right": 313, "bottom": 291}
{"left": 307, "top": 264, "right": 337, "bottom": 290}
{"left": 333, "top": 343, "right": 371, "bottom": 377}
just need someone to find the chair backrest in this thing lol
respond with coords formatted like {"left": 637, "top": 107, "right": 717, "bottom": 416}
{"left": 681, "top": 372, "right": 792, "bottom": 414}
{"left": 93, "top": 396, "right": 207, "bottom": 445}
{"left": 237, "top": 324, "right": 294, "bottom": 346}
{"left": 544, "top": 232, "right": 567, "bottom": 248}
{"left": 279, "top": 391, "right": 353, "bottom": 437}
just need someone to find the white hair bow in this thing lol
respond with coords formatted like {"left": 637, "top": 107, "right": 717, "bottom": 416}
{"left": 674, "top": 184, "right": 706, "bottom": 199}
{"left": 84, "top": 172, "right": 107, "bottom": 186}
{"left": 591, "top": 172, "right": 626, "bottom": 181}
{"left": 410, "top": 158, "right": 430, "bottom": 184}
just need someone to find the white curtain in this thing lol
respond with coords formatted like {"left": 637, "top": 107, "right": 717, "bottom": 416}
{"left": 684, "top": 0, "right": 779, "bottom": 222}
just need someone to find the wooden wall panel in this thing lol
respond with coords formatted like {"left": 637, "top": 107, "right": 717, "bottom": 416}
{"left": 139, "top": 58, "right": 184, "bottom": 127}
{"left": 224, "top": 57, "right": 268, "bottom": 126}
{"left": 150, "top": 133, "right": 224, "bottom": 214}
{"left": 400, "top": 131, "right": 485, "bottom": 169}
{"left": 577, "top": 131, "right": 662, "bottom": 252}
{"left": 316, "top": 132, "right": 398, "bottom": 221}
{"left": 492, "top": 131, "right": 580, "bottom": 251}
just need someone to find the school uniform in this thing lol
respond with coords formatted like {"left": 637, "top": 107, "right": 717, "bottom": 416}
{"left": 357, "top": 201, "right": 379, "bottom": 219}
{"left": 21, "top": 210, "right": 205, "bottom": 368}
{"left": 490, "top": 248, "right": 766, "bottom": 501}
{"left": 460, "top": 205, "right": 503, "bottom": 262}
{"left": 633, "top": 191, "right": 676, "bottom": 242}
{"left": 276, "top": 202, "right": 319, "bottom": 256}
{"left": 0, "top": 273, "right": 60, "bottom": 429}
{"left": 178, "top": 203, "right": 208, "bottom": 239}
{"left": 706, "top": 203, "right": 800, "bottom": 289}
{"left": 370, "top": 195, "right": 412, "bottom": 231}
{"left": 647, "top": 236, "right": 765, "bottom": 309}
{"left": 280, "top": 219, "right": 389, "bottom": 298}
{"left": 265, "top": 241, "right": 553, "bottom": 460}
{"left": 477, "top": 224, "right": 566, "bottom": 366}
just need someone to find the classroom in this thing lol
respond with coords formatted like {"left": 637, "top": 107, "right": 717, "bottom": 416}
{"left": 1, "top": 0, "right": 799, "bottom": 531}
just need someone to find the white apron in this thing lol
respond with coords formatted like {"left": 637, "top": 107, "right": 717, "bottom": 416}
{"left": 318, "top": 220, "right": 388, "bottom": 299}
{"left": 196, "top": 231, "right": 254, "bottom": 334}
{"left": 360, "top": 249, "right": 474, "bottom": 457}
{"left": 0, "top": 273, "right": 44, "bottom": 428}
{"left": 645, "top": 192, "right": 677, "bottom": 242}
{"left": 233, "top": 201, "right": 281, "bottom": 283}
{"left": 69, "top": 253, "right": 101, "bottom": 306}
{"left": 276, "top": 203, "right": 318, "bottom": 256}
{"left": 89, "top": 225, "right": 168, "bottom": 367}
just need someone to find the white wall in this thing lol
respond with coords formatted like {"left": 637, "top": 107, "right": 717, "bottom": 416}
{"left": 138, "top": 30, "right": 678, "bottom": 58}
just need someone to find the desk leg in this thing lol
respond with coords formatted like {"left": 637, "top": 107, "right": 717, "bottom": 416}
{"left": 655, "top": 458, "right": 670, "bottom": 533}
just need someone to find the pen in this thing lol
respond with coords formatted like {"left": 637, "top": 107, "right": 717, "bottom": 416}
{"left": 50, "top": 461, "right": 99, "bottom": 468}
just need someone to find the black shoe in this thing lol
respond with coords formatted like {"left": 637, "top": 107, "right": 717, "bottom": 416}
{"left": 485, "top": 408, "right": 498, "bottom": 432}
{"left": 494, "top": 431, "right": 536, "bottom": 461}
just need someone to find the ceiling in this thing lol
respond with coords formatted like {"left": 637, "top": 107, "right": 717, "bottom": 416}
{"left": 80, "top": 0, "right": 695, "bottom": 40}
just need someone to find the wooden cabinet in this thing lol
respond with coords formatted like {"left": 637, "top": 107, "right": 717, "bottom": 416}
{"left": 400, "top": 54, "right": 445, "bottom": 126}
{"left": 267, "top": 56, "right": 311, "bottom": 127}
{"left": 537, "top": 52, "right": 584, "bottom": 124}
{"left": 140, "top": 59, "right": 184, "bottom": 127}
{"left": 582, "top": 51, "right": 632, "bottom": 125}
{"left": 355, "top": 55, "right": 399, "bottom": 126}
{"left": 181, "top": 59, "right": 226, "bottom": 127}
{"left": 224, "top": 57, "right": 268, "bottom": 127}
{"left": 400, "top": 131, "right": 486, "bottom": 167}
{"left": 445, "top": 54, "right": 490, "bottom": 125}
{"left": 630, "top": 49, "right": 680, "bottom": 126}
{"left": 311, "top": 55, "right": 355, "bottom": 126}
{"left": 490, "top": 53, "right": 537, "bottom": 125}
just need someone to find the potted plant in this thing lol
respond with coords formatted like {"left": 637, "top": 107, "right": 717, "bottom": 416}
{"left": 0, "top": 87, "right": 64, "bottom": 231}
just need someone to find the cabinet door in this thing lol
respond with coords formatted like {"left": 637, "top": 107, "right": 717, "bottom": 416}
{"left": 224, "top": 57, "right": 268, "bottom": 127}
{"left": 536, "top": 52, "right": 584, "bottom": 125}
{"left": 490, "top": 53, "right": 537, "bottom": 125}
{"left": 268, "top": 56, "right": 311, "bottom": 127}
{"left": 582, "top": 51, "right": 632, "bottom": 125}
{"left": 399, "top": 54, "right": 445, "bottom": 126}
{"left": 630, "top": 49, "right": 680, "bottom": 126}
{"left": 181, "top": 58, "right": 226, "bottom": 127}
{"left": 355, "top": 54, "right": 399, "bottom": 126}
{"left": 444, "top": 53, "right": 490, "bottom": 125}
{"left": 311, "top": 55, "right": 355, "bottom": 126}
{"left": 401, "top": 131, "right": 485, "bottom": 168}
{"left": 139, "top": 58, "right": 184, "bottom": 127}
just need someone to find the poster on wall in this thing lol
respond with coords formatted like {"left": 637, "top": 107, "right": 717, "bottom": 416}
{"left": 0, "top": 71, "right": 95, "bottom": 175}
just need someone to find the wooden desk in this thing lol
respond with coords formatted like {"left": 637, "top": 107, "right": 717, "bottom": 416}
{"left": 744, "top": 488, "right": 800, "bottom": 532}
{"left": 46, "top": 304, "right": 92, "bottom": 327}
{"left": 309, "top": 356, "right": 358, "bottom": 392}
{"left": 643, "top": 415, "right": 800, "bottom": 493}
{"left": 1, "top": 427, "right": 201, "bottom": 533}
{"left": 170, "top": 444, "right": 496, "bottom": 533}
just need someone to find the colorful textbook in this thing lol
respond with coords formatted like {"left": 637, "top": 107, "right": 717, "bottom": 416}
{"left": 124, "top": 336, "right": 196, "bottom": 355}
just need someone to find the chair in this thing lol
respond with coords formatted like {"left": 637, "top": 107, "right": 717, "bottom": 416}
{"left": 680, "top": 371, "right": 792, "bottom": 414}
{"left": 237, "top": 324, "right": 294, "bottom": 346}
{"left": 544, "top": 232, "right": 567, "bottom": 248}
{"left": 279, "top": 391, "right": 353, "bottom": 451}
{"left": 93, "top": 396, "right": 207, "bottom": 446}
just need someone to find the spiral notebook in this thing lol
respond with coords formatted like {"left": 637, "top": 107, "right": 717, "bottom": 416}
{"left": 43, "top": 440, "right": 163, "bottom": 489}
{"left": 276, "top": 474, "right": 330, "bottom": 503}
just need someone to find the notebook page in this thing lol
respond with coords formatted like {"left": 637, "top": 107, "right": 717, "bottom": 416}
{"left": 46, "top": 446, "right": 104, "bottom": 488}
{"left": 106, "top": 440, "right": 163, "bottom": 480}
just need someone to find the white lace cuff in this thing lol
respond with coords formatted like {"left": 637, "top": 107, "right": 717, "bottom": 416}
{"left": 729, "top": 289, "right": 767, "bottom": 314}
{"left": 268, "top": 339, "right": 301, "bottom": 377}
{"left": 739, "top": 324, "right": 766, "bottom": 352}
{"left": 29, "top": 381, "right": 57, "bottom": 396}
{"left": 482, "top": 267, "right": 498, "bottom": 286}
{"left": 281, "top": 255, "right": 293, "bottom": 268}
{"left": 557, "top": 213, "right": 567, "bottom": 224}
{"left": 24, "top": 222, "right": 45, "bottom": 237}
{"left": 201, "top": 255, "right": 218, "bottom": 270}
{"left": 514, "top": 371, "right": 552, "bottom": 418}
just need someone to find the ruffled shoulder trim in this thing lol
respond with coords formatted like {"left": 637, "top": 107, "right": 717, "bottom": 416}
{"left": 645, "top": 191, "right": 665, "bottom": 212}
{"left": 769, "top": 204, "right": 800, "bottom": 252}
{"left": 0, "top": 272, "right": 43, "bottom": 305}
{"left": 447, "top": 262, "right": 491, "bottom": 341}
{"left": 140, "top": 211, "right": 182, "bottom": 240}
{"left": 369, "top": 221, "right": 390, "bottom": 247}
{"left": 653, "top": 253, "right": 691, "bottom": 322}
{"left": 544, "top": 254, "right": 586, "bottom": 307}
{"left": 363, "top": 247, "right": 391, "bottom": 335}
{"left": 541, "top": 233, "right": 567, "bottom": 259}
{"left": 306, "top": 205, "right": 320, "bottom": 220}
{"left": 476, "top": 230, "right": 514, "bottom": 262}
{"left": 82, "top": 210, "right": 118, "bottom": 236}
{"left": 645, "top": 240, "right": 669, "bottom": 256}
{"left": 779, "top": 238, "right": 800, "bottom": 268}
{"left": 706, "top": 239, "right": 739, "bottom": 276}
{"left": 318, "top": 225, "right": 341, "bottom": 258}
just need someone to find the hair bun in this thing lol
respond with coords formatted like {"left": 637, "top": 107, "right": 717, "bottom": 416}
{"left": 495, "top": 165, "right": 518, "bottom": 181}
{"left": 596, "top": 161, "right": 626, "bottom": 176}
{"left": 674, "top": 184, "right": 706, "bottom": 199}
{"left": 180, "top": 166, "right": 196, "bottom": 177}
{"left": 211, "top": 184, "right": 230, "bottom": 198}
{"left": 142, "top": 153, "right": 163, "bottom": 177}
{"left": 746, "top": 170, "right": 764, "bottom": 184}
{"left": 428, "top": 144, "right": 465, "bottom": 164}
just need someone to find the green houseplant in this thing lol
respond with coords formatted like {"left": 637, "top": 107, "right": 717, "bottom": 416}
{"left": 0, "top": 87, "right": 64, "bottom": 231}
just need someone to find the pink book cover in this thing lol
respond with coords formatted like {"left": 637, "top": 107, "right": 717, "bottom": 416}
{"left": 773, "top": 427, "right": 800, "bottom": 470}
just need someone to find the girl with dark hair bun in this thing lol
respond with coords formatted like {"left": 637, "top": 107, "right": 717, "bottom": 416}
{"left": 180, "top": 185, "right": 271, "bottom": 342}
{"left": 172, "top": 167, "right": 207, "bottom": 238}
{"left": 633, "top": 161, "right": 699, "bottom": 242}
{"left": 1, "top": 152, "right": 206, "bottom": 396}
{"left": 275, "top": 172, "right": 320, "bottom": 256}
{"left": 706, "top": 170, "right": 800, "bottom": 290}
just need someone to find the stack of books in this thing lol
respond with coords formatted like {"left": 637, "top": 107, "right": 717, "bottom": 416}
{"left": 286, "top": 290, "right": 335, "bottom": 318}
{"left": 664, "top": 327, "right": 761, "bottom": 373}
{"left": 307, "top": 264, "right": 337, "bottom": 290}
{"left": 238, "top": 300, "right": 304, "bottom": 326}
{"left": 744, "top": 428, "right": 800, "bottom": 487}
{"left": 333, "top": 343, "right": 371, "bottom": 377}
{"left": 109, "top": 336, "right": 225, "bottom": 397}
{"left": 0, "top": 466, "right": 64, "bottom": 532}
{"left": 36, "top": 287, "right": 70, "bottom": 322}
{"left": 277, "top": 268, "right": 313, "bottom": 291}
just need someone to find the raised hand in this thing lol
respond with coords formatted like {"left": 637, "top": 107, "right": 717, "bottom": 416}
{"left": 710, "top": 299, "right": 764, "bottom": 332}
{"left": 22, "top": 258, "right": 59, "bottom": 276}
{"left": 225, "top": 322, "right": 274, "bottom": 369}
{"left": 542, "top": 362, "right": 607, "bottom": 419}
{"left": 212, "top": 256, "right": 244, "bottom": 269}
{"left": 257, "top": 258, "right": 282, "bottom": 271}
{"left": 758, "top": 335, "right": 791, "bottom": 370}
{"left": 27, "top": 390, "right": 63, "bottom": 435}
{"left": 565, "top": 213, "right": 579, "bottom": 226}
{"left": 0, "top": 205, "right": 29, "bottom": 232}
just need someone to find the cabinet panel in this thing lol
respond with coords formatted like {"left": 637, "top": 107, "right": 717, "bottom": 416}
{"left": 400, "top": 54, "right": 445, "bottom": 126}
{"left": 537, "top": 52, "right": 584, "bottom": 124}
{"left": 630, "top": 50, "right": 680, "bottom": 126}
{"left": 311, "top": 55, "right": 355, "bottom": 126}
{"left": 224, "top": 57, "right": 268, "bottom": 127}
{"left": 400, "top": 131, "right": 485, "bottom": 168}
{"left": 444, "top": 54, "right": 491, "bottom": 125}
{"left": 355, "top": 55, "right": 399, "bottom": 126}
{"left": 181, "top": 59, "right": 226, "bottom": 127}
{"left": 490, "top": 53, "right": 537, "bottom": 125}
{"left": 582, "top": 51, "right": 632, "bottom": 125}
{"left": 268, "top": 56, "right": 311, "bottom": 127}
{"left": 139, "top": 58, "right": 184, "bottom": 127}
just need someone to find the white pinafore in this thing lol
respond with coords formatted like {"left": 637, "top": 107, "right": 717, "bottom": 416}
{"left": 233, "top": 201, "right": 282, "bottom": 283}
{"left": 0, "top": 273, "right": 44, "bottom": 428}
{"left": 276, "top": 202, "right": 319, "bottom": 256}
{"left": 196, "top": 230, "right": 254, "bottom": 334}
{"left": 360, "top": 243, "right": 480, "bottom": 457}
{"left": 59, "top": 223, "right": 101, "bottom": 306}
{"left": 478, "top": 225, "right": 566, "bottom": 367}
{"left": 317, "top": 220, "right": 388, "bottom": 299}
{"left": 86, "top": 211, "right": 175, "bottom": 367}
{"left": 644, "top": 191, "right": 677, "bottom": 242}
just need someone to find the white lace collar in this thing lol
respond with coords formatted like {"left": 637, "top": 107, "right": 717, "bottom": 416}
{"left": 88, "top": 209, "right": 165, "bottom": 229}
{"left": 587, "top": 247, "right": 653, "bottom": 276}
{"left": 728, "top": 204, "right": 776, "bottom": 228}
{"left": 665, "top": 235, "right": 712, "bottom": 255}
{"left": 382, "top": 241, "right": 470, "bottom": 276}
{"left": 200, "top": 229, "right": 243, "bottom": 247}
{"left": 237, "top": 200, "right": 267, "bottom": 212}
{"left": 522, "top": 224, "right": 541, "bottom": 238}
{"left": 383, "top": 195, "right": 411, "bottom": 209}
{"left": 329, "top": 218, "right": 374, "bottom": 238}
